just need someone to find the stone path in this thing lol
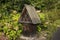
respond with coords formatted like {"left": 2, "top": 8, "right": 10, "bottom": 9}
{"left": 51, "top": 27, "right": 60, "bottom": 40}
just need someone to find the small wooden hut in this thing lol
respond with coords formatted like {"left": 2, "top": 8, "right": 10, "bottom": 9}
{"left": 18, "top": 4, "right": 41, "bottom": 36}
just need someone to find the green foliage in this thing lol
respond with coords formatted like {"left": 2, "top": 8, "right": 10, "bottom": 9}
{"left": 37, "top": 9, "right": 60, "bottom": 40}
{"left": 44, "top": 10, "right": 60, "bottom": 40}
{"left": 0, "top": 0, "right": 60, "bottom": 12}
{"left": 37, "top": 25, "right": 41, "bottom": 32}
{"left": 54, "top": 20, "right": 60, "bottom": 25}
{"left": 0, "top": 0, "right": 60, "bottom": 40}
{"left": 38, "top": 13, "right": 46, "bottom": 22}
{"left": 0, "top": 10, "right": 22, "bottom": 40}
{"left": 38, "top": 13, "right": 48, "bottom": 30}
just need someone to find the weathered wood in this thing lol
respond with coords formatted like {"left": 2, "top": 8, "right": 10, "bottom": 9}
{"left": 18, "top": 4, "right": 41, "bottom": 24}
{"left": 19, "top": 21, "right": 31, "bottom": 24}
{"left": 25, "top": 4, "right": 41, "bottom": 24}
{"left": 18, "top": 4, "right": 41, "bottom": 37}
{"left": 22, "top": 24, "right": 37, "bottom": 36}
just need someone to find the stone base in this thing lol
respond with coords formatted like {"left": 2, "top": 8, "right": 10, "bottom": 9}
{"left": 20, "top": 35, "right": 46, "bottom": 40}
{"left": 20, "top": 34, "right": 39, "bottom": 40}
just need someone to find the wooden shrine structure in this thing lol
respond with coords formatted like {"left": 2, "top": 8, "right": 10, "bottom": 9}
{"left": 18, "top": 4, "right": 41, "bottom": 36}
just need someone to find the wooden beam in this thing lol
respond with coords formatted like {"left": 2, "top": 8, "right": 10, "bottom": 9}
{"left": 19, "top": 21, "right": 31, "bottom": 24}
